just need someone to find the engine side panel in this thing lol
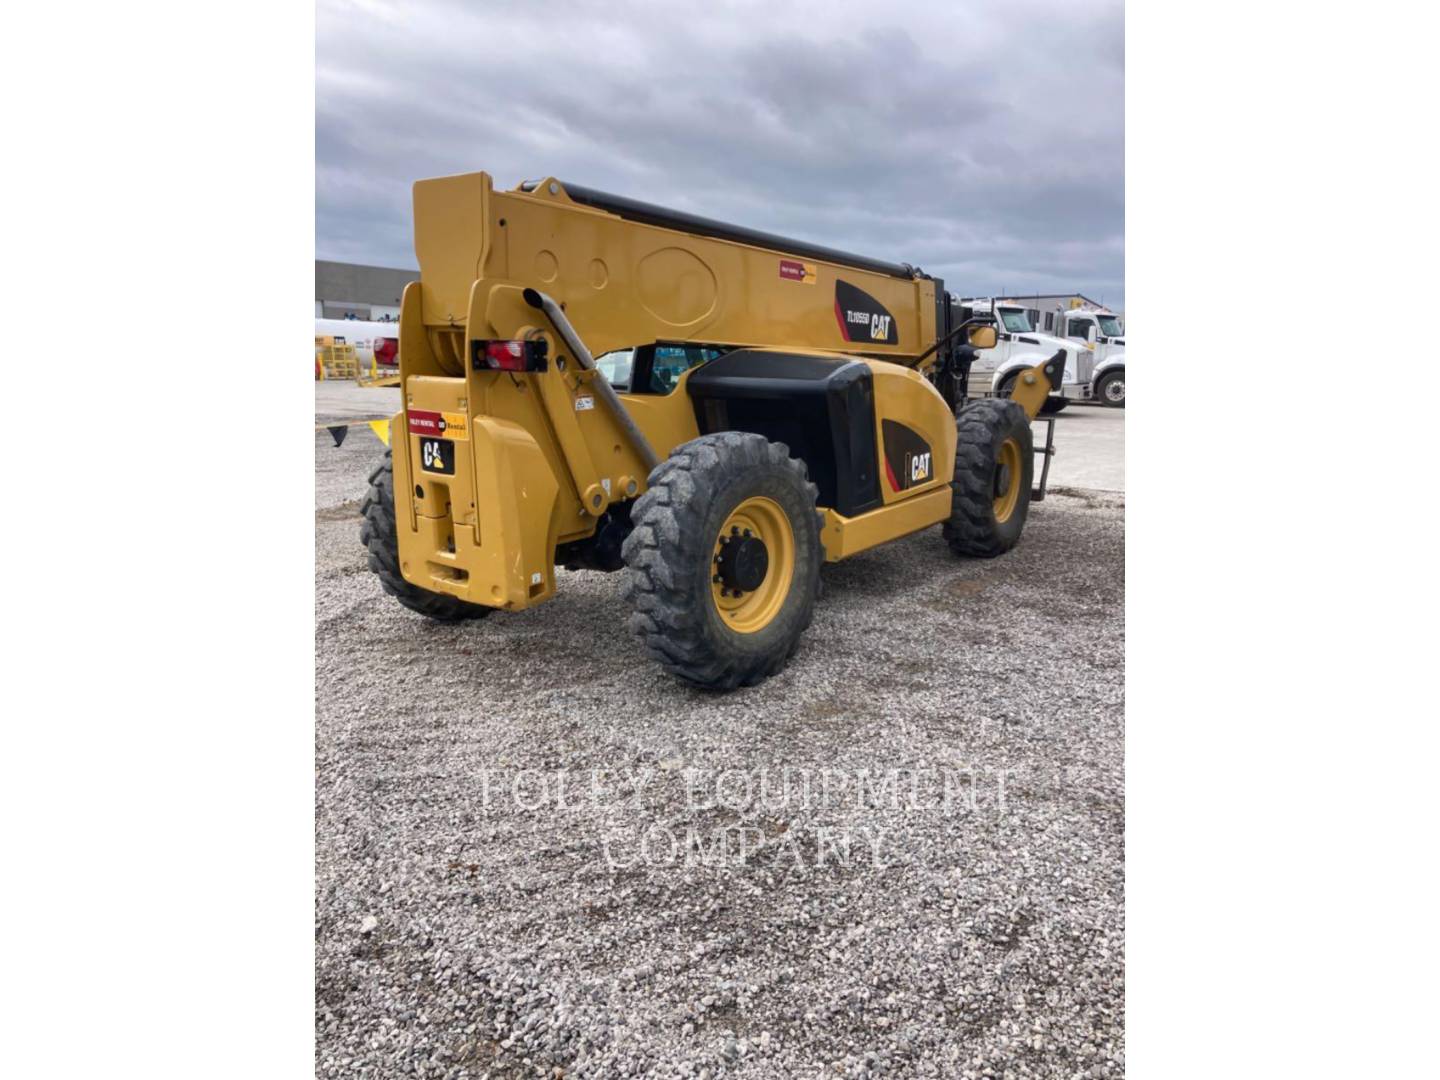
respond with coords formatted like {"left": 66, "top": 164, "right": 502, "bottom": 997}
{"left": 862, "top": 359, "right": 957, "bottom": 507}
{"left": 687, "top": 349, "right": 881, "bottom": 517}
{"left": 686, "top": 350, "right": 957, "bottom": 518}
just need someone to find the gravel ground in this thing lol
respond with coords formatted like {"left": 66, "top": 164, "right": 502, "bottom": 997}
{"left": 316, "top": 428, "right": 1125, "bottom": 1079}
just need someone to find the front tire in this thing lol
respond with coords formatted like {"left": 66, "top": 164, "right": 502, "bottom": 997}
{"left": 1096, "top": 369, "right": 1125, "bottom": 408}
{"left": 360, "top": 450, "right": 494, "bottom": 622}
{"left": 944, "top": 399, "right": 1034, "bottom": 558}
{"left": 621, "top": 432, "right": 822, "bottom": 690}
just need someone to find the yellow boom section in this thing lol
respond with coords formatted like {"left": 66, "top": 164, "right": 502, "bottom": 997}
{"left": 409, "top": 173, "right": 940, "bottom": 373}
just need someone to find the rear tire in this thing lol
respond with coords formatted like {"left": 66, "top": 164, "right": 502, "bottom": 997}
{"left": 1096, "top": 369, "right": 1125, "bottom": 408}
{"left": 944, "top": 399, "right": 1034, "bottom": 558}
{"left": 360, "top": 450, "right": 494, "bottom": 622}
{"left": 621, "top": 432, "right": 822, "bottom": 690}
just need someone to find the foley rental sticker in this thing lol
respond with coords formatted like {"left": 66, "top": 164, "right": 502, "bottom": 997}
{"left": 407, "top": 409, "right": 469, "bottom": 441}
{"left": 779, "top": 258, "right": 817, "bottom": 284}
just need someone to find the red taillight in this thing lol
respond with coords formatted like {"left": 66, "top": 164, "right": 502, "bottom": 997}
{"left": 487, "top": 341, "right": 526, "bottom": 370}
{"left": 473, "top": 339, "right": 547, "bottom": 372}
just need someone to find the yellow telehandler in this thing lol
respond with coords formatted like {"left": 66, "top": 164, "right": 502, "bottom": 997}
{"left": 361, "top": 173, "right": 1063, "bottom": 689}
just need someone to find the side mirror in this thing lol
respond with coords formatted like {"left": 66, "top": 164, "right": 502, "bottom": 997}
{"left": 967, "top": 325, "right": 997, "bottom": 350}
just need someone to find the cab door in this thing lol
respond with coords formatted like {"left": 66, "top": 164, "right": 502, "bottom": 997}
{"left": 1065, "top": 315, "right": 1097, "bottom": 384}
{"left": 967, "top": 323, "right": 1012, "bottom": 396}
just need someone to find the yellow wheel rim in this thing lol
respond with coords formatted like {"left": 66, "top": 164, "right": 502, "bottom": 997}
{"left": 711, "top": 496, "right": 795, "bottom": 634}
{"left": 993, "top": 437, "right": 1022, "bottom": 524}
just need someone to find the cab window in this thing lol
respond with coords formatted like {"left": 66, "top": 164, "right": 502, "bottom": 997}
{"left": 650, "top": 345, "right": 726, "bottom": 393}
{"left": 594, "top": 349, "right": 635, "bottom": 390}
{"left": 998, "top": 308, "right": 1032, "bottom": 334}
{"left": 1066, "top": 317, "right": 1093, "bottom": 341}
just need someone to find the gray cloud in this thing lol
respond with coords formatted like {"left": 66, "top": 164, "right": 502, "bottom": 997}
{"left": 318, "top": 0, "right": 1124, "bottom": 309}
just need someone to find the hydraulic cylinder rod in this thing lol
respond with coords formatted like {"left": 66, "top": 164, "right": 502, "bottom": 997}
{"left": 522, "top": 288, "right": 661, "bottom": 474}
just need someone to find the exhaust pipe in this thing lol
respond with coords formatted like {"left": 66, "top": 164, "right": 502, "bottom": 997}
{"left": 522, "top": 288, "right": 661, "bottom": 474}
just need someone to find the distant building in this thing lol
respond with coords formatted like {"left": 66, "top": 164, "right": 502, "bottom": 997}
{"left": 994, "top": 293, "right": 1122, "bottom": 335}
{"left": 315, "top": 260, "right": 419, "bottom": 321}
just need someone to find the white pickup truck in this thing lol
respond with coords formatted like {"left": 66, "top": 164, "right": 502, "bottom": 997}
{"left": 956, "top": 298, "right": 1126, "bottom": 410}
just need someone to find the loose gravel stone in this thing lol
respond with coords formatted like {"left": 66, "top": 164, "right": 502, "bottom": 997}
{"left": 316, "top": 430, "right": 1125, "bottom": 1078}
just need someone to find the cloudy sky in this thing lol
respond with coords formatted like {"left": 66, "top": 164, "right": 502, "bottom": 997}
{"left": 317, "top": 0, "right": 1124, "bottom": 309}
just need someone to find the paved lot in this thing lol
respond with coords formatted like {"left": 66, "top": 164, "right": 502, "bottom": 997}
{"left": 315, "top": 383, "right": 1125, "bottom": 1078}
{"left": 316, "top": 381, "right": 405, "bottom": 424}
{"left": 1039, "top": 404, "right": 1124, "bottom": 493}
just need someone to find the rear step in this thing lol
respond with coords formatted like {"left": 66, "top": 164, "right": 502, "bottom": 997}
{"left": 1032, "top": 416, "right": 1057, "bottom": 501}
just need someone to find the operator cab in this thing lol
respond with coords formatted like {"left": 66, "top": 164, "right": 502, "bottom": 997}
{"left": 595, "top": 343, "right": 732, "bottom": 394}
{"left": 1061, "top": 309, "right": 1125, "bottom": 346}
{"left": 594, "top": 348, "right": 634, "bottom": 389}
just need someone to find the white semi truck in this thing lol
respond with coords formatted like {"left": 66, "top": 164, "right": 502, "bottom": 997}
{"left": 1051, "top": 304, "right": 1125, "bottom": 408}
{"left": 956, "top": 298, "right": 1127, "bottom": 410}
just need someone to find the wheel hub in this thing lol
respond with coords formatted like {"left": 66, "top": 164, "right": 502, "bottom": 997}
{"left": 994, "top": 463, "right": 1012, "bottom": 499}
{"left": 710, "top": 496, "right": 796, "bottom": 633}
{"left": 992, "top": 436, "right": 1023, "bottom": 524}
{"left": 714, "top": 526, "right": 769, "bottom": 595}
